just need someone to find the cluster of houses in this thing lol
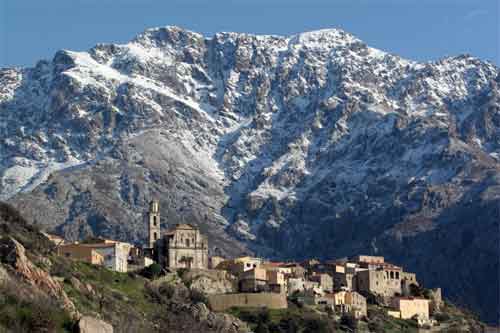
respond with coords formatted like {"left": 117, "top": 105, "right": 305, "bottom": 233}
{"left": 210, "top": 254, "right": 438, "bottom": 326}
{"left": 45, "top": 200, "right": 441, "bottom": 327}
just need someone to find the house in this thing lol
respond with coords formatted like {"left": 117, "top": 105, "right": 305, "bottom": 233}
{"left": 216, "top": 256, "right": 263, "bottom": 277}
{"left": 287, "top": 277, "right": 320, "bottom": 295}
{"left": 282, "top": 263, "right": 306, "bottom": 278}
{"left": 239, "top": 267, "right": 268, "bottom": 292}
{"left": 58, "top": 239, "right": 132, "bottom": 272}
{"left": 267, "top": 270, "right": 286, "bottom": 293}
{"left": 234, "top": 256, "right": 263, "bottom": 271}
{"left": 333, "top": 291, "right": 367, "bottom": 319}
{"left": 260, "top": 262, "right": 293, "bottom": 275}
{"left": 389, "top": 297, "right": 430, "bottom": 325}
{"left": 42, "top": 232, "right": 66, "bottom": 246}
{"left": 309, "top": 273, "right": 334, "bottom": 293}
{"left": 78, "top": 240, "right": 132, "bottom": 272}
{"left": 356, "top": 264, "right": 403, "bottom": 298}
{"left": 401, "top": 272, "right": 419, "bottom": 295}
{"left": 297, "top": 288, "right": 334, "bottom": 306}
{"left": 353, "top": 255, "right": 385, "bottom": 265}
{"left": 333, "top": 271, "right": 356, "bottom": 291}
{"left": 57, "top": 244, "right": 104, "bottom": 266}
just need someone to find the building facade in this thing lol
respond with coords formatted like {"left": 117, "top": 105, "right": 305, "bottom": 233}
{"left": 155, "top": 224, "right": 208, "bottom": 269}
{"left": 58, "top": 239, "right": 131, "bottom": 272}
{"left": 333, "top": 291, "right": 367, "bottom": 319}
{"left": 57, "top": 244, "right": 104, "bottom": 265}
{"left": 390, "top": 297, "right": 430, "bottom": 320}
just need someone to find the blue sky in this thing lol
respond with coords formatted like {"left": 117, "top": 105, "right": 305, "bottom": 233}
{"left": 1, "top": 0, "right": 498, "bottom": 68}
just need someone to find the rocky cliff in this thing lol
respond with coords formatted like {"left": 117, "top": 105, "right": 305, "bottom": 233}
{"left": 0, "top": 26, "right": 498, "bottom": 323}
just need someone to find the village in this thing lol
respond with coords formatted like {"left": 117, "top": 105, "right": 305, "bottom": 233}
{"left": 46, "top": 200, "right": 444, "bottom": 329}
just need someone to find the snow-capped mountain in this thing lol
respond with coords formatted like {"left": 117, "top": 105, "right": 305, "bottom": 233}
{"left": 1, "top": 26, "right": 499, "bottom": 323}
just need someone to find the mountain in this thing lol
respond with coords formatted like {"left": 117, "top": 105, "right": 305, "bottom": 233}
{"left": 0, "top": 26, "right": 498, "bottom": 323}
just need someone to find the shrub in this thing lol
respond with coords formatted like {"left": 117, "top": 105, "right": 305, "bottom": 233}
{"left": 255, "top": 321, "right": 270, "bottom": 333}
{"left": 0, "top": 281, "right": 74, "bottom": 332}
{"left": 190, "top": 289, "right": 208, "bottom": 305}
{"left": 434, "top": 312, "right": 452, "bottom": 322}
{"left": 141, "top": 263, "right": 162, "bottom": 279}
{"left": 340, "top": 313, "right": 358, "bottom": 330}
{"left": 367, "top": 319, "right": 385, "bottom": 333}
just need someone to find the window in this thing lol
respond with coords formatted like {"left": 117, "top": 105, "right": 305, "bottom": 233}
{"left": 390, "top": 271, "right": 394, "bottom": 279}
{"left": 65, "top": 253, "right": 71, "bottom": 257}
{"left": 153, "top": 216, "right": 157, "bottom": 226}
{"left": 395, "top": 272, "right": 400, "bottom": 279}
{"left": 154, "top": 232, "right": 158, "bottom": 240}
{"left": 186, "top": 238, "right": 190, "bottom": 247}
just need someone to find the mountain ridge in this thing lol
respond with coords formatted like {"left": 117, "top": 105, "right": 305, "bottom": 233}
{"left": 0, "top": 26, "right": 498, "bottom": 323}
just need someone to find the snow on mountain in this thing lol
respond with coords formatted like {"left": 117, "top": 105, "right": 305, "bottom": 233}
{"left": 1, "top": 26, "right": 499, "bottom": 323}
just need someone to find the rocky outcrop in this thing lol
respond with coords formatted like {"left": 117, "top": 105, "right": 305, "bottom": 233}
{"left": 0, "top": 236, "right": 78, "bottom": 318}
{"left": 183, "top": 269, "right": 237, "bottom": 295}
{"left": 77, "top": 316, "right": 114, "bottom": 333}
{"left": 168, "top": 301, "right": 250, "bottom": 333}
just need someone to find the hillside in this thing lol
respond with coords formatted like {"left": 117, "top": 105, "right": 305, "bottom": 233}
{"left": 0, "top": 203, "right": 490, "bottom": 332}
{"left": 0, "top": 26, "right": 498, "bottom": 323}
{"left": 0, "top": 202, "right": 250, "bottom": 332}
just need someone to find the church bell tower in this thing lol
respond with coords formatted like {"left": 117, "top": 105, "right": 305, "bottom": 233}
{"left": 147, "top": 200, "right": 161, "bottom": 248}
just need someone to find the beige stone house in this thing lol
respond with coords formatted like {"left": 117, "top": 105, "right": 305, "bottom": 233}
{"left": 389, "top": 297, "right": 430, "bottom": 321}
{"left": 57, "top": 244, "right": 104, "bottom": 266}
{"left": 59, "top": 239, "right": 132, "bottom": 272}
{"left": 333, "top": 291, "right": 367, "bottom": 319}
{"left": 356, "top": 264, "right": 403, "bottom": 297}
{"left": 309, "top": 273, "right": 334, "bottom": 293}
{"left": 239, "top": 267, "right": 268, "bottom": 292}
{"left": 216, "top": 256, "right": 263, "bottom": 277}
{"left": 267, "top": 270, "right": 286, "bottom": 293}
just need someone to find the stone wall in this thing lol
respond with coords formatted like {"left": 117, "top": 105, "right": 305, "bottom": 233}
{"left": 208, "top": 293, "right": 288, "bottom": 312}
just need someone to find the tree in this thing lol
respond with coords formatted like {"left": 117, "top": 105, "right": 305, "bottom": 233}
{"left": 141, "top": 263, "right": 162, "bottom": 279}
{"left": 255, "top": 322, "right": 270, "bottom": 333}
{"left": 340, "top": 313, "right": 358, "bottom": 331}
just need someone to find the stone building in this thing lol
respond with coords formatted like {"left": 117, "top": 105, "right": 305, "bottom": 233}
{"left": 333, "top": 291, "right": 367, "bottom": 319}
{"left": 309, "top": 273, "right": 334, "bottom": 293}
{"left": 239, "top": 267, "right": 268, "bottom": 292}
{"left": 155, "top": 223, "right": 208, "bottom": 269}
{"left": 356, "top": 265, "right": 402, "bottom": 297}
{"left": 145, "top": 200, "right": 209, "bottom": 269}
{"left": 216, "top": 256, "right": 263, "bottom": 277}
{"left": 57, "top": 244, "right": 104, "bottom": 266}
{"left": 60, "top": 239, "right": 132, "bottom": 272}
{"left": 267, "top": 270, "right": 286, "bottom": 293}
{"left": 354, "top": 255, "right": 385, "bottom": 265}
{"left": 390, "top": 297, "right": 430, "bottom": 320}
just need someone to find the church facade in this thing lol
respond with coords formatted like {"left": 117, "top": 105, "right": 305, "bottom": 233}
{"left": 146, "top": 200, "right": 208, "bottom": 269}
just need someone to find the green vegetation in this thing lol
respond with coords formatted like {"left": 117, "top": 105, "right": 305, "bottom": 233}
{"left": 51, "top": 257, "right": 159, "bottom": 331}
{"left": 0, "top": 279, "right": 73, "bottom": 332}
{"left": 140, "top": 262, "right": 162, "bottom": 279}
{"left": 227, "top": 304, "right": 336, "bottom": 333}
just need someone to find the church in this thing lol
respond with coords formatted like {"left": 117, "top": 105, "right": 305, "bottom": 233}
{"left": 145, "top": 200, "right": 208, "bottom": 269}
